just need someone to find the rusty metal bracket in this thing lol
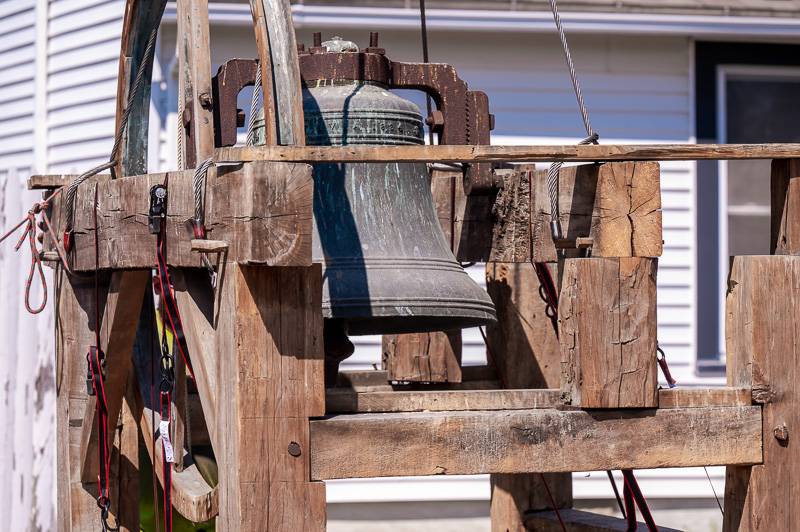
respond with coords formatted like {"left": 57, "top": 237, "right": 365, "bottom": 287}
{"left": 211, "top": 41, "right": 496, "bottom": 195}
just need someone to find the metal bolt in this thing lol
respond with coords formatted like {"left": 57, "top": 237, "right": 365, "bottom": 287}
{"left": 313, "top": 32, "right": 322, "bottom": 48}
{"left": 774, "top": 423, "right": 789, "bottom": 444}
{"left": 369, "top": 32, "right": 379, "bottom": 48}
{"left": 288, "top": 441, "right": 302, "bottom": 457}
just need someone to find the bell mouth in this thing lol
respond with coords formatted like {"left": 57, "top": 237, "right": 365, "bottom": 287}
{"left": 339, "top": 313, "right": 497, "bottom": 336}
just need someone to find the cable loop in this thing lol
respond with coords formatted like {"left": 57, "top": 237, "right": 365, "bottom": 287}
{"left": 546, "top": 0, "right": 600, "bottom": 242}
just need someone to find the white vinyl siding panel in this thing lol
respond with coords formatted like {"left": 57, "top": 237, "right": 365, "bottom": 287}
{"left": 46, "top": 0, "right": 122, "bottom": 173}
{"left": 0, "top": 1, "right": 56, "bottom": 530}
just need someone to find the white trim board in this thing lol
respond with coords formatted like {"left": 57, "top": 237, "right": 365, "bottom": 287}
{"left": 164, "top": 2, "right": 800, "bottom": 40}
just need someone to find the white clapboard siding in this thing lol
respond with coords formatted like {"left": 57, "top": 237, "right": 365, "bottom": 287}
{"left": 0, "top": 1, "right": 56, "bottom": 530}
{"left": 46, "top": 0, "right": 123, "bottom": 173}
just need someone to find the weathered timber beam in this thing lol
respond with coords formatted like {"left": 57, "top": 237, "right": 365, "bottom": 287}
{"left": 79, "top": 271, "right": 150, "bottom": 483}
{"left": 215, "top": 143, "right": 800, "bottom": 164}
{"left": 659, "top": 387, "right": 751, "bottom": 408}
{"left": 44, "top": 162, "right": 312, "bottom": 271}
{"left": 309, "top": 406, "right": 762, "bottom": 479}
{"left": 525, "top": 509, "right": 683, "bottom": 531}
{"left": 326, "top": 389, "right": 561, "bottom": 414}
{"left": 325, "top": 387, "right": 749, "bottom": 414}
{"left": 334, "top": 366, "right": 500, "bottom": 393}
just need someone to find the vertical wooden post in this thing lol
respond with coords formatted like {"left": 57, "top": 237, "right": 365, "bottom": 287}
{"left": 723, "top": 255, "right": 798, "bottom": 531}
{"left": 56, "top": 272, "right": 141, "bottom": 531}
{"left": 215, "top": 264, "right": 326, "bottom": 531}
{"left": 724, "top": 158, "right": 800, "bottom": 530}
{"left": 486, "top": 262, "right": 572, "bottom": 532}
{"left": 381, "top": 168, "right": 464, "bottom": 383}
{"left": 559, "top": 257, "right": 658, "bottom": 409}
{"left": 771, "top": 159, "right": 800, "bottom": 255}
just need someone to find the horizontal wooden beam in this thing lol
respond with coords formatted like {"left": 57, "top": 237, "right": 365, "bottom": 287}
{"left": 216, "top": 143, "right": 800, "bottom": 164}
{"left": 658, "top": 387, "right": 751, "bottom": 408}
{"left": 326, "top": 389, "right": 561, "bottom": 414}
{"left": 335, "top": 366, "right": 500, "bottom": 392}
{"left": 29, "top": 173, "right": 111, "bottom": 190}
{"left": 309, "top": 406, "right": 762, "bottom": 479}
{"left": 325, "top": 386, "right": 751, "bottom": 414}
{"left": 45, "top": 161, "right": 313, "bottom": 270}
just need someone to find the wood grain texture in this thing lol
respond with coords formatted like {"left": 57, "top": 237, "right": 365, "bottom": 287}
{"left": 532, "top": 162, "right": 662, "bottom": 262}
{"left": 177, "top": 0, "right": 215, "bottom": 167}
{"left": 79, "top": 271, "right": 150, "bottom": 483}
{"left": 492, "top": 474, "right": 572, "bottom": 531}
{"left": 485, "top": 261, "right": 571, "bottom": 531}
{"left": 56, "top": 274, "right": 104, "bottom": 532}
{"left": 56, "top": 272, "right": 143, "bottom": 531}
{"left": 485, "top": 262, "right": 560, "bottom": 389}
{"left": 310, "top": 406, "right": 762, "bottom": 479}
{"left": 171, "top": 270, "right": 219, "bottom": 450}
{"left": 46, "top": 162, "right": 313, "bottom": 271}
{"left": 332, "top": 366, "right": 500, "bottom": 394}
{"left": 771, "top": 159, "right": 800, "bottom": 255}
{"left": 382, "top": 331, "right": 463, "bottom": 383}
{"left": 526, "top": 508, "right": 683, "bottom": 531}
{"left": 325, "top": 389, "right": 560, "bottom": 413}
{"left": 249, "top": 0, "right": 305, "bottom": 146}
{"left": 560, "top": 258, "right": 659, "bottom": 409}
{"left": 658, "top": 387, "right": 751, "bottom": 409}
{"left": 215, "top": 143, "right": 800, "bottom": 164}
{"left": 723, "top": 256, "right": 800, "bottom": 531}
{"left": 215, "top": 265, "right": 324, "bottom": 532}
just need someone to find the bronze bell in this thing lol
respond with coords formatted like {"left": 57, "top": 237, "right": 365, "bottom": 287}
{"left": 254, "top": 36, "right": 496, "bottom": 373}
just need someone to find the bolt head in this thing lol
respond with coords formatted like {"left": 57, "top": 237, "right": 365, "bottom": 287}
{"left": 288, "top": 441, "right": 302, "bottom": 457}
{"left": 774, "top": 423, "right": 789, "bottom": 443}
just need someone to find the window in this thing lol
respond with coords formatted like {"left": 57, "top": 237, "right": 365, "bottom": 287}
{"left": 696, "top": 42, "right": 800, "bottom": 369}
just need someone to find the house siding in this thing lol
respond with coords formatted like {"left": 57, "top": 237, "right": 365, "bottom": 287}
{"left": 0, "top": 1, "right": 55, "bottom": 530}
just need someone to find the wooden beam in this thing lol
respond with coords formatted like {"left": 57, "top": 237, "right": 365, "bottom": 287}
{"left": 658, "top": 387, "right": 751, "bottom": 409}
{"left": 177, "top": 0, "right": 214, "bottom": 167}
{"left": 45, "top": 162, "right": 313, "bottom": 271}
{"left": 214, "top": 265, "right": 325, "bottom": 531}
{"left": 485, "top": 261, "right": 572, "bottom": 531}
{"left": 325, "top": 389, "right": 561, "bottom": 414}
{"left": 382, "top": 331, "right": 462, "bottom": 384}
{"left": 310, "top": 406, "right": 762, "bottom": 479}
{"left": 215, "top": 143, "right": 800, "bottom": 164}
{"left": 249, "top": 0, "right": 305, "bottom": 146}
{"left": 724, "top": 256, "right": 800, "bottom": 530}
{"left": 531, "top": 162, "right": 662, "bottom": 261}
{"left": 56, "top": 274, "right": 108, "bottom": 532}
{"left": 171, "top": 270, "right": 219, "bottom": 450}
{"left": 29, "top": 173, "right": 111, "bottom": 190}
{"left": 771, "top": 159, "right": 800, "bottom": 255}
{"left": 526, "top": 509, "right": 683, "bottom": 531}
{"left": 332, "top": 366, "right": 500, "bottom": 394}
{"left": 560, "top": 258, "right": 659, "bottom": 409}
{"left": 79, "top": 271, "right": 150, "bottom": 483}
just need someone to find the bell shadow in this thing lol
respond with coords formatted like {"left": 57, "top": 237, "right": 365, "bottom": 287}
{"left": 304, "top": 82, "right": 371, "bottom": 319}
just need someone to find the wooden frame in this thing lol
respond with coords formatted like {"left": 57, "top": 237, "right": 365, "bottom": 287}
{"left": 44, "top": 1, "right": 800, "bottom": 530}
